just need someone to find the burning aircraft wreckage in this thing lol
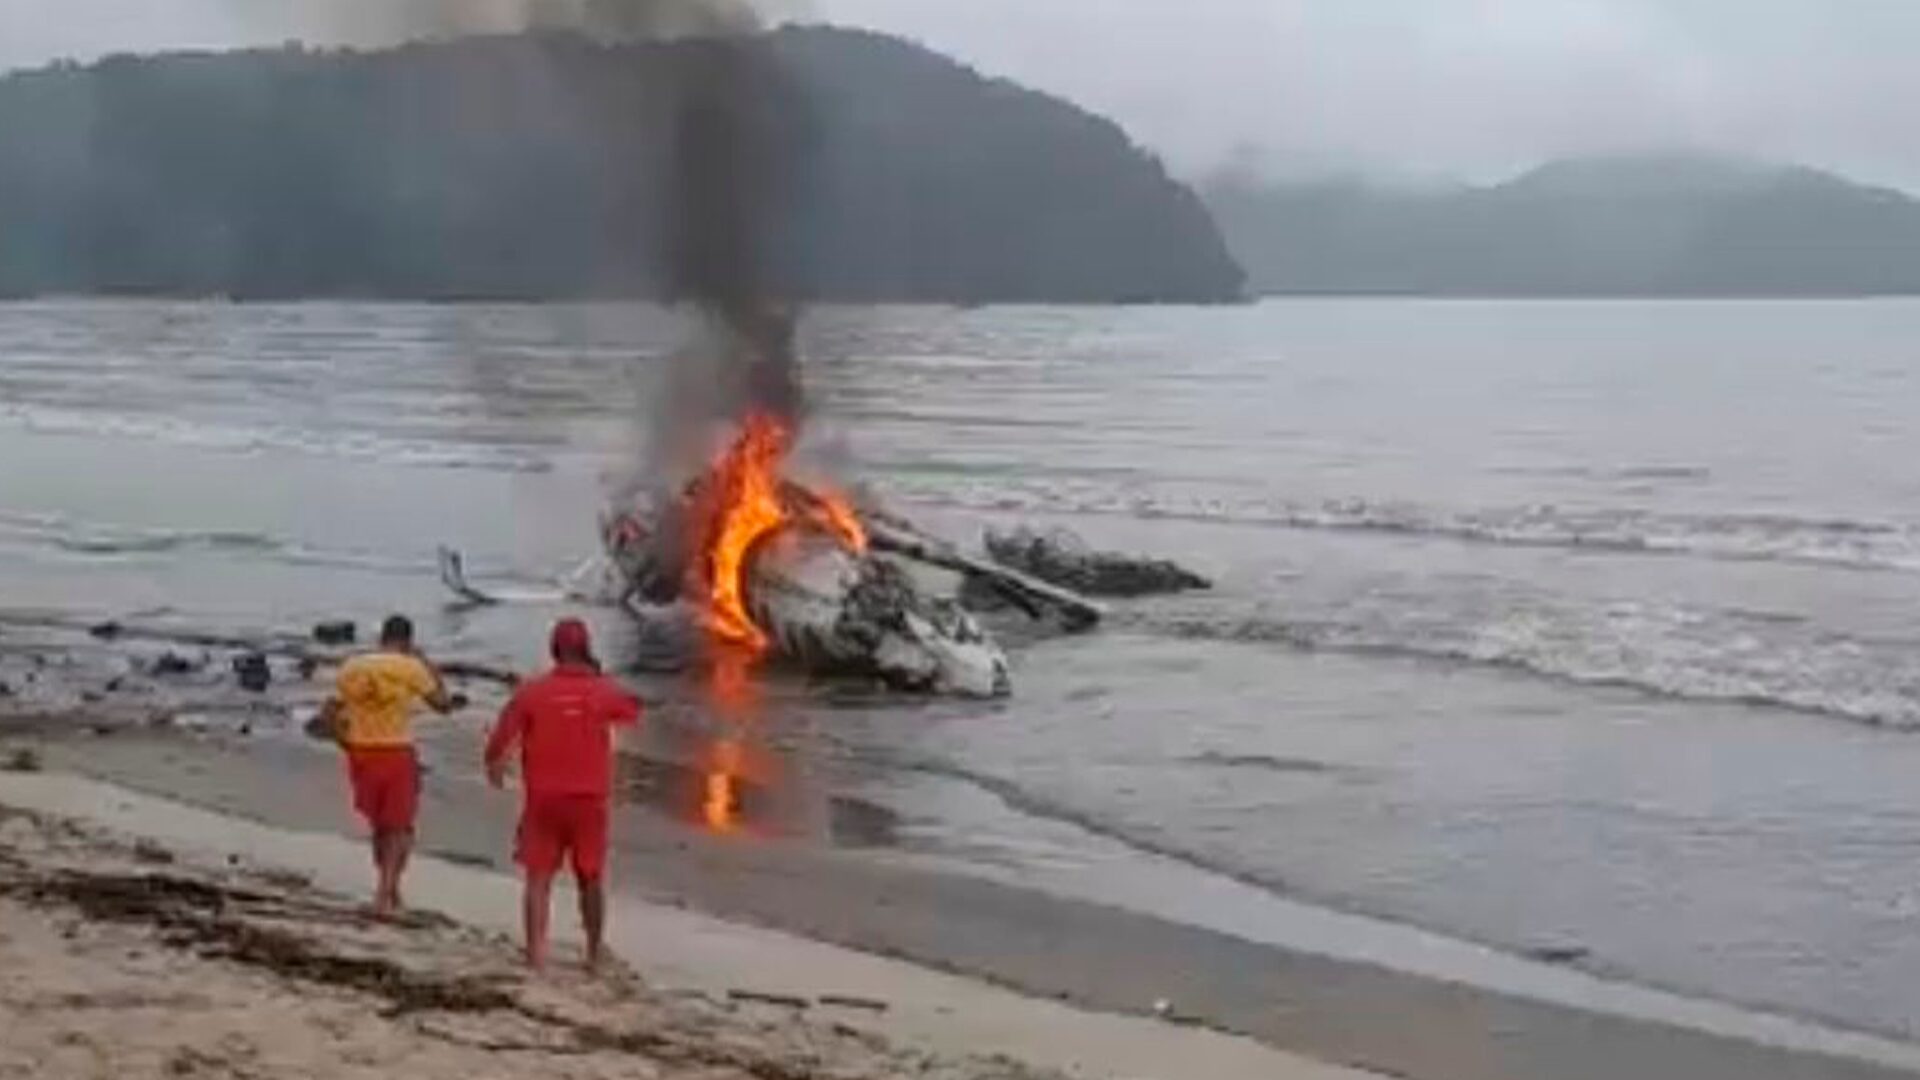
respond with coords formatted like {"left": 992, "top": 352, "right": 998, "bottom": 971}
{"left": 439, "top": 362, "right": 1211, "bottom": 700}
{"left": 430, "top": 25, "right": 1208, "bottom": 699}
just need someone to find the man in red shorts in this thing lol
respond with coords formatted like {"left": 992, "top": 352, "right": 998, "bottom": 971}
{"left": 320, "top": 615, "right": 455, "bottom": 917}
{"left": 485, "top": 618, "right": 641, "bottom": 971}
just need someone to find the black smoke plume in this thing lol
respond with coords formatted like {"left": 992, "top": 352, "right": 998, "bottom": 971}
{"left": 665, "top": 35, "right": 809, "bottom": 421}
{"left": 242, "top": 0, "right": 811, "bottom": 418}
{"left": 225, "top": 1, "right": 761, "bottom": 45}
{"left": 209, "top": 0, "right": 814, "bottom": 476}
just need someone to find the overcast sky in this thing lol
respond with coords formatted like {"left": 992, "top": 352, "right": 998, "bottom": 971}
{"left": 2, "top": 0, "right": 1917, "bottom": 189}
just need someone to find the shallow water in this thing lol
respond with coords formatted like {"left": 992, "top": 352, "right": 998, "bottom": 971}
{"left": 5, "top": 297, "right": 1920, "bottom": 1036}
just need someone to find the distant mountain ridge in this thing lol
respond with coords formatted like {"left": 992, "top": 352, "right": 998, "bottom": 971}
{"left": 0, "top": 27, "right": 1244, "bottom": 303}
{"left": 1207, "top": 154, "right": 1920, "bottom": 296}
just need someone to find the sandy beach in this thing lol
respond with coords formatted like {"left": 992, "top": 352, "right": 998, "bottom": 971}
{"left": 1, "top": 799, "right": 1014, "bottom": 1080}
{"left": 0, "top": 758, "right": 1369, "bottom": 1080}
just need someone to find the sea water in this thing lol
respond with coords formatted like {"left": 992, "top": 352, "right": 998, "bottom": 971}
{"left": 5, "top": 297, "right": 1920, "bottom": 1036}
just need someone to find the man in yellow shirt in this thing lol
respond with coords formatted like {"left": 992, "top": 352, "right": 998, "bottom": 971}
{"left": 321, "top": 615, "right": 455, "bottom": 917}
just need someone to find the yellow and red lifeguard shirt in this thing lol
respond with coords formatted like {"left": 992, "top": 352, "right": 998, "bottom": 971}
{"left": 335, "top": 651, "right": 439, "bottom": 749}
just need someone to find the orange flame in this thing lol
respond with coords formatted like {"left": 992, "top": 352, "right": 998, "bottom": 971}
{"left": 806, "top": 486, "right": 869, "bottom": 555}
{"left": 691, "top": 411, "right": 869, "bottom": 656}
{"left": 695, "top": 412, "right": 792, "bottom": 654}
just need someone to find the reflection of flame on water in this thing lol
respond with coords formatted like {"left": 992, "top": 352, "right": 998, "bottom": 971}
{"left": 703, "top": 739, "right": 745, "bottom": 833}
{"left": 687, "top": 410, "right": 868, "bottom": 658}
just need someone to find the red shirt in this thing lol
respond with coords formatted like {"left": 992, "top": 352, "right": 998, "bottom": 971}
{"left": 485, "top": 664, "right": 641, "bottom": 797}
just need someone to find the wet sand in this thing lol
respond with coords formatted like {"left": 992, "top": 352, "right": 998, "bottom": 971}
{"left": 6, "top": 715, "right": 1919, "bottom": 1080}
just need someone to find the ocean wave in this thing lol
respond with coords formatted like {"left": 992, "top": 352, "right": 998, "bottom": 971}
{"left": 1259, "top": 502, "right": 1920, "bottom": 572}
{"left": 0, "top": 512, "right": 430, "bottom": 575}
{"left": 1184, "top": 752, "right": 1341, "bottom": 775}
{"left": 0, "top": 402, "right": 552, "bottom": 474}
{"left": 53, "top": 530, "right": 284, "bottom": 556}
{"left": 1151, "top": 603, "right": 1920, "bottom": 731}
{"left": 0, "top": 511, "right": 587, "bottom": 592}
{"left": 1495, "top": 463, "right": 1715, "bottom": 483}
{"left": 887, "top": 479, "right": 1920, "bottom": 574}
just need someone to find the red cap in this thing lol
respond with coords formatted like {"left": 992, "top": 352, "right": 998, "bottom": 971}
{"left": 550, "top": 618, "right": 595, "bottom": 665}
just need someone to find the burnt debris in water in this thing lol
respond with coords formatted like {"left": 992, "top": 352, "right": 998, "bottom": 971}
{"left": 148, "top": 651, "right": 204, "bottom": 678}
{"left": 984, "top": 527, "right": 1213, "bottom": 598}
{"left": 312, "top": 621, "right": 356, "bottom": 646}
{"left": 231, "top": 653, "right": 272, "bottom": 694}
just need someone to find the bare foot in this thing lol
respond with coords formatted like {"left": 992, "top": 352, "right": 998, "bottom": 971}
{"left": 584, "top": 947, "right": 603, "bottom": 975}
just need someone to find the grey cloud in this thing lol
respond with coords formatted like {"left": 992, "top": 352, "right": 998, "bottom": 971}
{"left": 816, "top": 0, "right": 1920, "bottom": 189}
{"left": 3, "top": 0, "right": 1917, "bottom": 189}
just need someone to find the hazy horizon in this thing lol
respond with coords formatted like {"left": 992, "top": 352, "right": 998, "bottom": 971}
{"left": 1, "top": 1, "right": 1917, "bottom": 192}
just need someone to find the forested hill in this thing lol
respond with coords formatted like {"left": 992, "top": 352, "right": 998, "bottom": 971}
{"left": 1208, "top": 154, "right": 1920, "bottom": 297}
{"left": 0, "top": 27, "right": 1244, "bottom": 304}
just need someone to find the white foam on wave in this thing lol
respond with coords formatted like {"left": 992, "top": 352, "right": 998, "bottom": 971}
{"left": 0, "top": 509, "right": 427, "bottom": 575}
{"left": 1154, "top": 595, "right": 1920, "bottom": 730}
{"left": 0, "top": 508, "right": 590, "bottom": 604}
{"left": 0, "top": 401, "right": 552, "bottom": 474}
{"left": 890, "top": 477, "right": 1920, "bottom": 574}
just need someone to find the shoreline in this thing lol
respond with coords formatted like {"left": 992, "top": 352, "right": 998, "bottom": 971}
{"left": 9, "top": 722, "right": 1920, "bottom": 1080}
{"left": 0, "top": 765, "right": 1362, "bottom": 1080}
{"left": 0, "top": 791, "right": 1021, "bottom": 1080}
